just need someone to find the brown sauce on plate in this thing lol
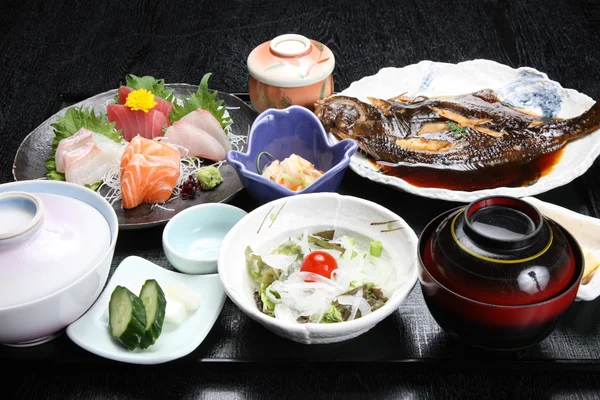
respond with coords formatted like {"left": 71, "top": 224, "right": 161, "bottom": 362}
{"left": 370, "top": 149, "right": 564, "bottom": 192}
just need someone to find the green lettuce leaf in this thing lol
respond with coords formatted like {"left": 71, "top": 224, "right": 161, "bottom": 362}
{"left": 246, "top": 246, "right": 280, "bottom": 316}
{"left": 320, "top": 302, "right": 344, "bottom": 323}
{"left": 169, "top": 72, "right": 232, "bottom": 129}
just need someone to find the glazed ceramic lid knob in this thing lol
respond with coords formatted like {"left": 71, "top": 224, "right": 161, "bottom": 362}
{"left": 247, "top": 34, "right": 335, "bottom": 88}
{"left": 429, "top": 196, "right": 578, "bottom": 306}
{"left": 0, "top": 191, "right": 111, "bottom": 308}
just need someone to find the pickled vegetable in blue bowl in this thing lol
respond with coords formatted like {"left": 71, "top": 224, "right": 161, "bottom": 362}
{"left": 226, "top": 106, "right": 358, "bottom": 204}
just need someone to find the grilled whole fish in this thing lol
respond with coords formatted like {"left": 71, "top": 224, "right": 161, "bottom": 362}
{"left": 314, "top": 89, "right": 600, "bottom": 171}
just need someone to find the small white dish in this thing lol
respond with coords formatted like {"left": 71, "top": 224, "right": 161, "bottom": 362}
{"left": 162, "top": 203, "right": 248, "bottom": 274}
{"left": 66, "top": 256, "right": 226, "bottom": 364}
{"left": 523, "top": 197, "right": 600, "bottom": 301}
{"left": 218, "top": 192, "right": 418, "bottom": 344}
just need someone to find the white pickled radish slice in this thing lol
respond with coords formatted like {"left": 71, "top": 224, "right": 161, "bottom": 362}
{"left": 164, "top": 282, "right": 201, "bottom": 311}
{"left": 165, "top": 299, "right": 188, "bottom": 325}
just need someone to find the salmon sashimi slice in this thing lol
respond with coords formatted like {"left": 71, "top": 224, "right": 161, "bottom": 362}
{"left": 107, "top": 104, "right": 168, "bottom": 141}
{"left": 179, "top": 109, "right": 231, "bottom": 151}
{"left": 161, "top": 121, "right": 227, "bottom": 161}
{"left": 120, "top": 136, "right": 181, "bottom": 209}
{"left": 117, "top": 86, "right": 174, "bottom": 119}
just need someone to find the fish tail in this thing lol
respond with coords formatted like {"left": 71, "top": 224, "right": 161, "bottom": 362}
{"left": 554, "top": 101, "right": 600, "bottom": 140}
{"left": 573, "top": 101, "right": 600, "bottom": 137}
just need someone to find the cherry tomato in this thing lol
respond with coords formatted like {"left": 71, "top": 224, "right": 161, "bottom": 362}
{"left": 300, "top": 251, "right": 338, "bottom": 280}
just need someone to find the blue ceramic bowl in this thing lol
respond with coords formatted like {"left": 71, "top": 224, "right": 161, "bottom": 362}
{"left": 226, "top": 105, "right": 358, "bottom": 204}
{"left": 162, "top": 203, "right": 248, "bottom": 275}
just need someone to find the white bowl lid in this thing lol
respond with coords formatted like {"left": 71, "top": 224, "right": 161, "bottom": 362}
{"left": 247, "top": 34, "right": 335, "bottom": 88}
{"left": 0, "top": 191, "right": 111, "bottom": 308}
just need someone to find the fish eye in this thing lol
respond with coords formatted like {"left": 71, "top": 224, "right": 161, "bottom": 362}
{"left": 335, "top": 109, "right": 358, "bottom": 129}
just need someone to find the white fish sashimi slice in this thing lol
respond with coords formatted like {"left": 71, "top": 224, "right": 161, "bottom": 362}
{"left": 163, "top": 121, "right": 226, "bottom": 161}
{"left": 153, "top": 137, "right": 190, "bottom": 157}
{"left": 55, "top": 128, "right": 95, "bottom": 173}
{"left": 63, "top": 141, "right": 124, "bottom": 186}
{"left": 179, "top": 109, "right": 232, "bottom": 151}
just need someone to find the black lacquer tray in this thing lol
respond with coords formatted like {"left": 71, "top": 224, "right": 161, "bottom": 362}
{"left": 2, "top": 93, "right": 600, "bottom": 372}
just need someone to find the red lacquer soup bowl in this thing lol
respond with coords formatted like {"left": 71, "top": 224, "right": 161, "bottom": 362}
{"left": 417, "top": 196, "right": 584, "bottom": 350}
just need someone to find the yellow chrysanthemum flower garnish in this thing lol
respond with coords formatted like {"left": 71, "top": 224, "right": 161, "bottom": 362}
{"left": 124, "top": 88, "right": 157, "bottom": 112}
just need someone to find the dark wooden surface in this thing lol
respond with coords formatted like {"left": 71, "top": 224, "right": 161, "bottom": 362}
{"left": 3, "top": 0, "right": 600, "bottom": 398}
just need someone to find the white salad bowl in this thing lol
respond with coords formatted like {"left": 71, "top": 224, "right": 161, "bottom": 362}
{"left": 217, "top": 192, "right": 419, "bottom": 344}
{"left": 0, "top": 180, "right": 118, "bottom": 346}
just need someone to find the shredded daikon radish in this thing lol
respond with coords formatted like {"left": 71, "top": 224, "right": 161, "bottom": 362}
{"left": 97, "top": 164, "right": 122, "bottom": 206}
{"left": 152, "top": 204, "right": 175, "bottom": 212}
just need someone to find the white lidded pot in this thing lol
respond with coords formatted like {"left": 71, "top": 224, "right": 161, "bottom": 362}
{"left": 0, "top": 180, "right": 118, "bottom": 346}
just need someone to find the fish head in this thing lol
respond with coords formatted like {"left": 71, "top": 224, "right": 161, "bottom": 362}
{"left": 314, "top": 95, "right": 389, "bottom": 140}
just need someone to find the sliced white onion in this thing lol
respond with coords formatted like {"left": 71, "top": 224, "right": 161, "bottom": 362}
{"left": 347, "top": 288, "right": 363, "bottom": 321}
{"left": 299, "top": 230, "right": 310, "bottom": 255}
{"left": 265, "top": 282, "right": 285, "bottom": 304}
{"left": 274, "top": 303, "right": 298, "bottom": 323}
{"left": 358, "top": 298, "right": 372, "bottom": 317}
{"left": 336, "top": 295, "right": 356, "bottom": 306}
{"left": 261, "top": 254, "right": 298, "bottom": 271}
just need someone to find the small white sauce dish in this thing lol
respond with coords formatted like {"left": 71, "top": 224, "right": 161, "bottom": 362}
{"left": 162, "top": 203, "right": 248, "bottom": 274}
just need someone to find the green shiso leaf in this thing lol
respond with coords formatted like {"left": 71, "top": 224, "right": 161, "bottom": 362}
{"left": 169, "top": 72, "right": 232, "bottom": 129}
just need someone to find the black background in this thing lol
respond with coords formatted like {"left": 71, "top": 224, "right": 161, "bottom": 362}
{"left": 3, "top": 0, "right": 600, "bottom": 398}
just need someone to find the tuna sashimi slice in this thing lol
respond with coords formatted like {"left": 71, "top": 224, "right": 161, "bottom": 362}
{"left": 117, "top": 86, "right": 174, "bottom": 120}
{"left": 179, "top": 109, "right": 231, "bottom": 151}
{"left": 55, "top": 128, "right": 95, "bottom": 173}
{"left": 162, "top": 121, "right": 227, "bottom": 161}
{"left": 107, "top": 104, "right": 168, "bottom": 141}
{"left": 120, "top": 136, "right": 181, "bottom": 209}
{"left": 107, "top": 104, "right": 135, "bottom": 140}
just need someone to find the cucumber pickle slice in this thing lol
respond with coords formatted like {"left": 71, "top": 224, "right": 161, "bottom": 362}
{"left": 139, "top": 279, "right": 167, "bottom": 349}
{"left": 108, "top": 286, "right": 147, "bottom": 351}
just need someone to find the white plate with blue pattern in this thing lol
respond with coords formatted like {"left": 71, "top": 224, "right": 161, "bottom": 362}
{"left": 334, "top": 59, "right": 600, "bottom": 202}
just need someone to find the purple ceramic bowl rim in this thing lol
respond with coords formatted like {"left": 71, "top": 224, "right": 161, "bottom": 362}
{"left": 417, "top": 206, "right": 584, "bottom": 309}
{"left": 226, "top": 105, "right": 358, "bottom": 196}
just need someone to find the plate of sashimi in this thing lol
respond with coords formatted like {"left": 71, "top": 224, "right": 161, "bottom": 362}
{"left": 12, "top": 73, "right": 258, "bottom": 229}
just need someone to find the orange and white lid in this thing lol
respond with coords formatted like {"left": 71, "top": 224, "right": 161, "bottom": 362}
{"left": 247, "top": 34, "right": 335, "bottom": 88}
